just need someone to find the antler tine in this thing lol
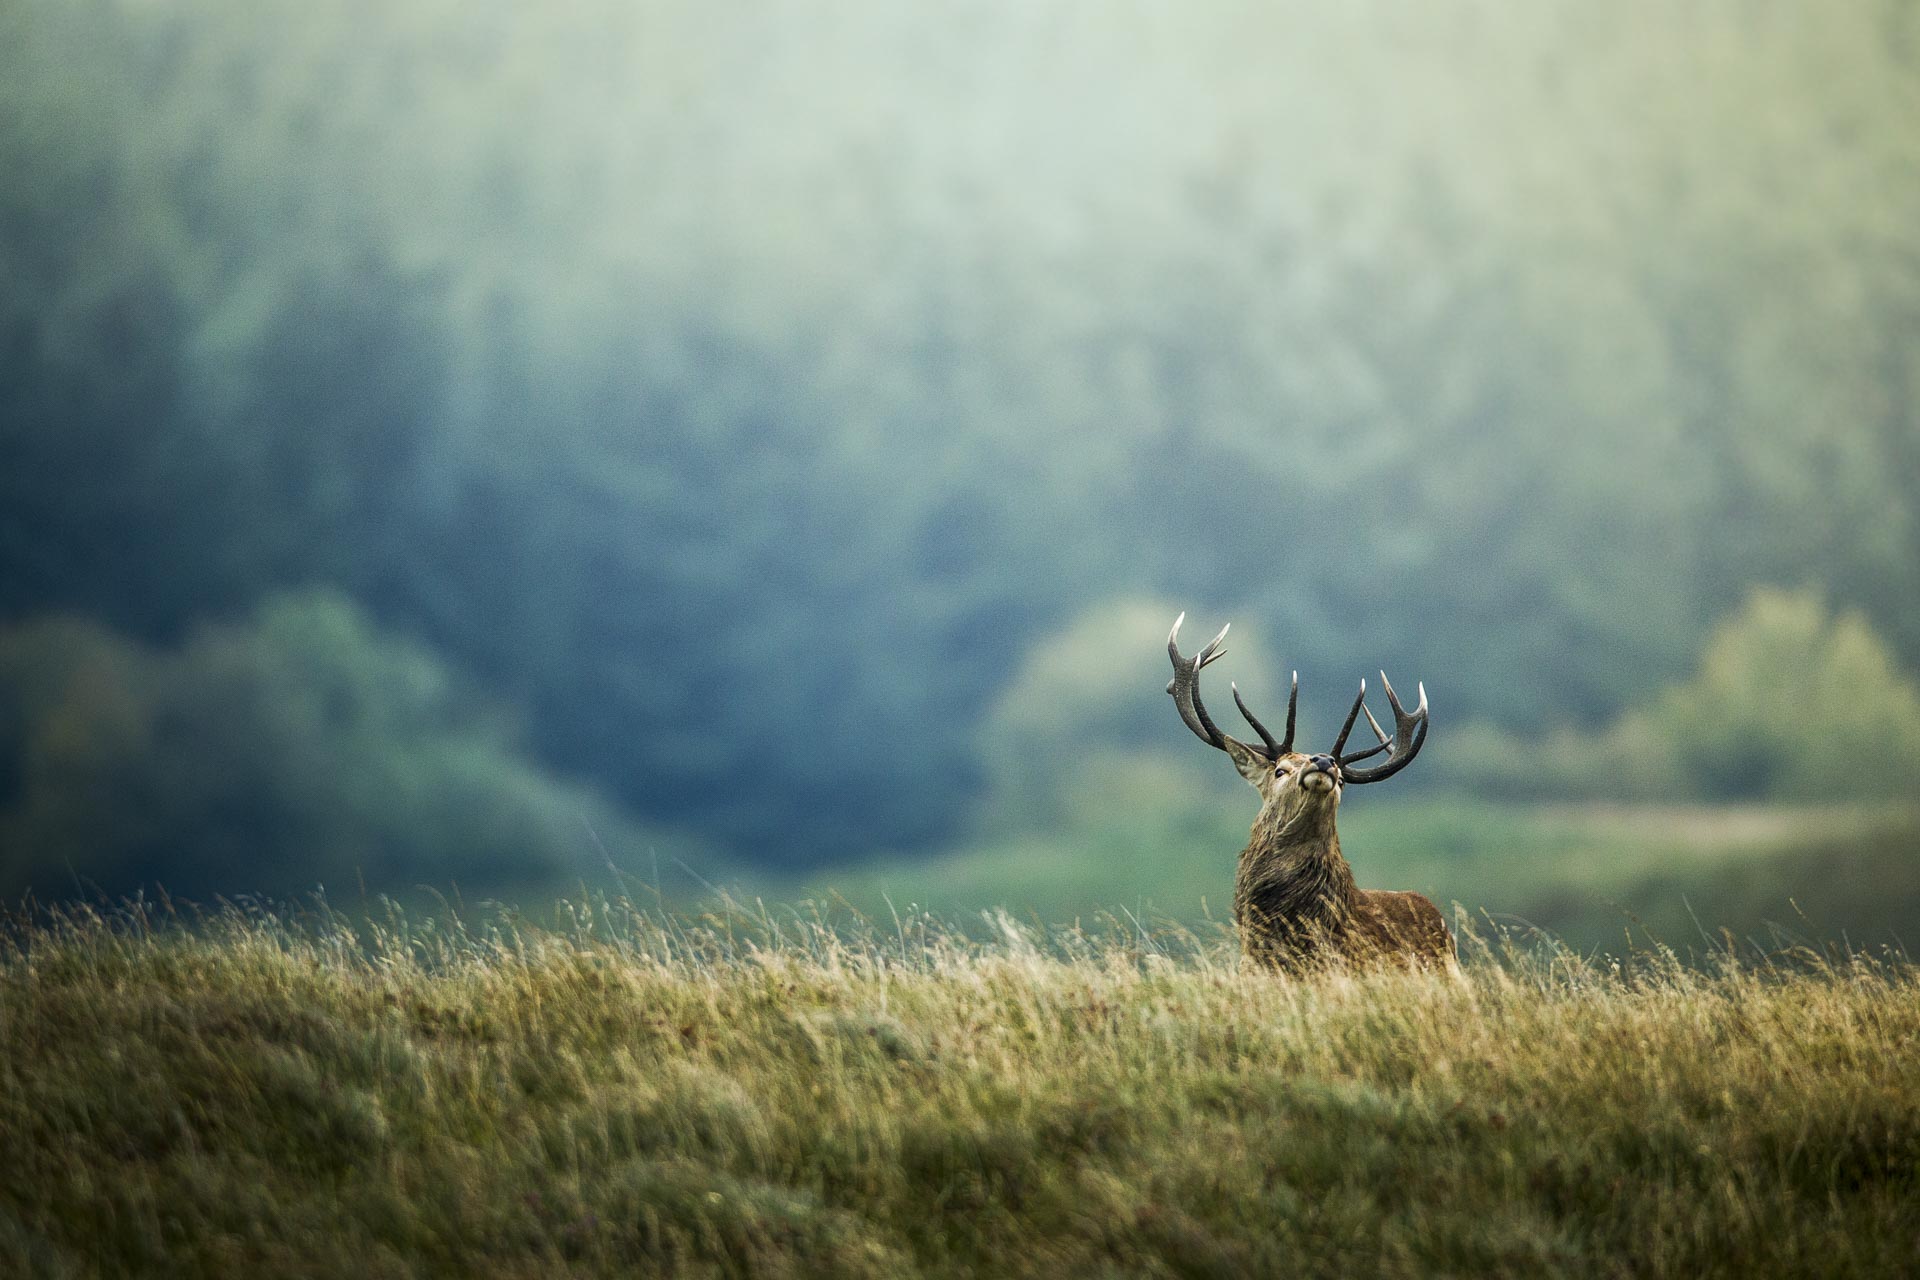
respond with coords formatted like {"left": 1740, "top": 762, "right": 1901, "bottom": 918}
{"left": 1283, "top": 670, "right": 1298, "bottom": 754}
{"left": 1333, "top": 701, "right": 1393, "bottom": 764}
{"left": 1165, "top": 613, "right": 1236, "bottom": 753}
{"left": 1198, "top": 622, "right": 1230, "bottom": 668}
{"left": 1340, "top": 671, "right": 1430, "bottom": 785}
{"left": 1340, "top": 738, "right": 1393, "bottom": 765}
{"left": 1330, "top": 678, "right": 1368, "bottom": 758}
{"left": 1232, "top": 681, "right": 1281, "bottom": 757}
{"left": 1362, "top": 701, "right": 1390, "bottom": 748}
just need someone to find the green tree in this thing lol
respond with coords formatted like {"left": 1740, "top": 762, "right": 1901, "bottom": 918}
{"left": 0, "top": 593, "right": 681, "bottom": 901}
{"left": 1446, "top": 588, "right": 1920, "bottom": 802}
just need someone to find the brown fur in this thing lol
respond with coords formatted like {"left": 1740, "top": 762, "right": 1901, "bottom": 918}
{"left": 1224, "top": 742, "right": 1453, "bottom": 972}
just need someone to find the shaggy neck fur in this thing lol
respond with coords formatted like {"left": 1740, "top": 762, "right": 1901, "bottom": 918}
{"left": 1231, "top": 792, "right": 1361, "bottom": 969}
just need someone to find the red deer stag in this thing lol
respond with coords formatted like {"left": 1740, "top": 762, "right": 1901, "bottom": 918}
{"left": 1166, "top": 613, "right": 1452, "bottom": 971}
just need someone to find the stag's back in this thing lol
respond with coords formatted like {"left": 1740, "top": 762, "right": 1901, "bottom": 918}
{"left": 1352, "top": 890, "right": 1454, "bottom": 967}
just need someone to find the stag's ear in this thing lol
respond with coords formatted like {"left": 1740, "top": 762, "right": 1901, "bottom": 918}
{"left": 1222, "top": 738, "right": 1270, "bottom": 786}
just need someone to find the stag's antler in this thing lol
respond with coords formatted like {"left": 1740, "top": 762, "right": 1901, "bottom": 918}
{"left": 1233, "top": 674, "right": 1295, "bottom": 758}
{"left": 1167, "top": 614, "right": 1296, "bottom": 759}
{"left": 1331, "top": 672, "right": 1429, "bottom": 784}
{"left": 1168, "top": 613, "right": 1425, "bottom": 782}
{"left": 1165, "top": 613, "right": 1233, "bottom": 750}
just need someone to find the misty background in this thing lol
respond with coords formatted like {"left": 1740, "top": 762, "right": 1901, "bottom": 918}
{"left": 3, "top": 1, "right": 1917, "bottom": 945}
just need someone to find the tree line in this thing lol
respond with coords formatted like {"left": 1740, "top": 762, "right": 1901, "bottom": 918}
{"left": 3, "top": 0, "right": 1917, "bottom": 896}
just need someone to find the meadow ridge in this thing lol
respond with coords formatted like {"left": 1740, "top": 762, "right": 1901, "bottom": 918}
{"left": 764, "top": 801, "right": 1920, "bottom": 958}
{"left": 4, "top": 898, "right": 1918, "bottom": 1278}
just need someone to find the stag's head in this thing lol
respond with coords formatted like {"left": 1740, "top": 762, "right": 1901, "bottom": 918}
{"left": 1165, "top": 613, "right": 1429, "bottom": 822}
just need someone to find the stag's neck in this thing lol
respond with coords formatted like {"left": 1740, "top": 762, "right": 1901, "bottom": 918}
{"left": 1233, "top": 800, "right": 1360, "bottom": 938}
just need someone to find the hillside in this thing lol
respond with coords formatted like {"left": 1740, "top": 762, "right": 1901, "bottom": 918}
{"left": 4, "top": 902, "right": 1917, "bottom": 1277}
{"left": 763, "top": 801, "right": 1920, "bottom": 956}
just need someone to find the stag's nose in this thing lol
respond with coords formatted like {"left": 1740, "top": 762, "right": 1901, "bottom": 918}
{"left": 1307, "top": 755, "right": 1337, "bottom": 773}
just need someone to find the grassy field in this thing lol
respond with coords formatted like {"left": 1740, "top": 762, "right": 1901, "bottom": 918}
{"left": 755, "top": 799, "right": 1920, "bottom": 958}
{"left": 4, "top": 898, "right": 1919, "bottom": 1277}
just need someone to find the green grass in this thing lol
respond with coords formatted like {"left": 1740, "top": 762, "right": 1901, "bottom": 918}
{"left": 758, "top": 799, "right": 1920, "bottom": 956}
{"left": 4, "top": 898, "right": 1919, "bottom": 1277}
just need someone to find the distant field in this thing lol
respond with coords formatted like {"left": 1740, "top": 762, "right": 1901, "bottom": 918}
{"left": 748, "top": 800, "right": 1920, "bottom": 958}
{"left": 4, "top": 903, "right": 1917, "bottom": 1277}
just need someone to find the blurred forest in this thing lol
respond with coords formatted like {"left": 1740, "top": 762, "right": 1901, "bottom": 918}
{"left": 3, "top": 1, "right": 1918, "bottom": 901}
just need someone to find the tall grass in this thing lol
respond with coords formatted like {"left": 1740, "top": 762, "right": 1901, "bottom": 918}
{"left": 4, "top": 894, "right": 1917, "bottom": 1277}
